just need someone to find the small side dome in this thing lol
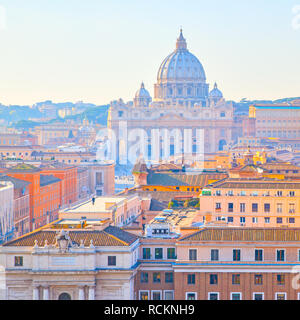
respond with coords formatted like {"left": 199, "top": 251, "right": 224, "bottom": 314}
{"left": 135, "top": 82, "right": 151, "bottom": 99}
{"left": 209, "top": 82, "right": 223, "bottom": 99}
{"left": 134, "top": 82, "right": 152, "bottom": 107}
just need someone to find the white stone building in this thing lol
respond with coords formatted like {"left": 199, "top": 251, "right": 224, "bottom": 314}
{"left": 0, "top": 224, "right": 139, "bottom": 300}
{"left": 0, "top": 181, "right": 14, "bottom": 243}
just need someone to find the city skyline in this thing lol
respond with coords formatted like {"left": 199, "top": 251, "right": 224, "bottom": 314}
{"left": 0, "top": 0, "right": 299, "bottom": 105}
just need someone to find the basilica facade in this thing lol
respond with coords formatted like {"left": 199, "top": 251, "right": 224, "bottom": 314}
{"left": 108, "top": 30, "right": 241, "bottom": 164}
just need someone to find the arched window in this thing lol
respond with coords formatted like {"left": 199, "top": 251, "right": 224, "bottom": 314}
{"left": 58, "top": 292, "right": 71, "bottom": 300}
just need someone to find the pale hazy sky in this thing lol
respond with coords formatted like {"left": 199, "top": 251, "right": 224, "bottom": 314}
{"left": 0, "top": 0, "right": 299, "bottom": 106}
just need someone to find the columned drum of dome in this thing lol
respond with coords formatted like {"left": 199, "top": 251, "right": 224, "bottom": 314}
{"left": 154, "top": 29, "right": 209, "bottom": 107}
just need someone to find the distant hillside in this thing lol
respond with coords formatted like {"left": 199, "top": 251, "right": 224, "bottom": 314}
{"left": 0, "top": 105, "right": 42, "bottom": 123}
{"left": 63, "top": 105, "right": 110, "bottom": 126}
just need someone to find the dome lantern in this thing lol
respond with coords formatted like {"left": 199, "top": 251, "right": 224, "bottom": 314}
{"left": 176, "top": 28, "right": 187, "bottom": 51}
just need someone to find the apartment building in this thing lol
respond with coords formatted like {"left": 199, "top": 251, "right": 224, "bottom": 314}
{"left": 2, "top": 164, "right": 61, "bottom": 231}
{"left": 199, "top": 178, "right": 300, "bottom": 228}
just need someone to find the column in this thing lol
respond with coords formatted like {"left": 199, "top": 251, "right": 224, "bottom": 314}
{"left": 78, "top": 287, "right": 85, "bottom": 300}
{"left": 88, "top": 286, "right": 95, "bottom": 300}
{"left": 43, "top": 286, "right": 49, "bottom": 300}
{"left": 33, "top": 286, "right": 39, "bottom": 300}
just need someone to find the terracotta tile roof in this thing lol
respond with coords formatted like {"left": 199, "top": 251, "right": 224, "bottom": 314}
{"left": 180, "top": 227, "right": 300, "bottom": 242}
{"left": 4, "top": 226, "right": 138, "bottom": 247}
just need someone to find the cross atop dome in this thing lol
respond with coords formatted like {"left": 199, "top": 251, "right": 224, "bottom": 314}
{"left": 176, "top": 28, "right": 187, "bottom": 50}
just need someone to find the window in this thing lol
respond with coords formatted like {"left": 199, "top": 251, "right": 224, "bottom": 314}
{"left": 254, "top": 274, "right": 263, "bottom": 285}
{"left": 289, "top": 217, "right": 295, "bottom": 224}
{"left": 252, "top": 203, "right": 258, "bottom": 212}
{"left": 216, "top": 203, "right": 221, "bottom": 210}
{"left": 252, "top": 217, "right": 258, "bottom": 224}
{"left": 231, "top": 293, "right": 242, "bottom": 300}
{"left": 167, "top": 248, "right": 176, "bottom": 259}
{"left": 14, "top": 256, "right": 23, "bottom": 266}
{"left": 210, "top": 274, "right": 218, "bottom": 285}
{"left": 255, "top": 249, "right": 263, "bottom": 261}
{"left": 289, "top": 203, "right": 295, "bottom": 213}
{"left": 253, "top": 293, "right": 264, "bottom": 300}
{"left": 233, "top": 249, "right": 241, "bottom": 261}
{"left": 165, "top": 272, "right": 173, "bottom": 283}
{"left": 143, "top": 248, "right": 151, "bottom": 259}
{"left": 153, "top": 272, "right": 161, "bottom": 283}
{"left": 277, "top": 203, "right": 283, "bottom": 213}
{"left": 189, "top": 249, "right": 197, "bottom": 261}
{"left": 139, "top": 291, "right": 149, "bottom": 300}
{"left": 108, "top": 256, "right": 116, "bottom": 266}
{"left": 264, "top": 217, "right": 270, "bottom": 224}
{"left": 275, "top": 293, "right": 286, "bottom": 300}
{"left": 276, "top": 250, "right": 285, "bottom": 261}
{"left": 228, "top": 203, "right": 234, "bottom": 212}
{"left": 164, "top": 291, "right": 174, "bottom": 300}
{"left": 186, "top": 292, "right": 197, "bottom": 300}
{"left": 264, "top": 203, "right": 270, "bottom": 213}
{"left": 289, "top": 191, "right": 295, "bottom": 197}
{"left": 277, "top": 217, "right": 283, "bottom": 224}
{"left": 118, "top": 111, "right": 124, "bottom": 117}
{"left": 240, "top": 217, "right": 245, "bottom": 224}
{"left": 277, "top": 274, "right": 285, "bottom": 285}
{"left": 187, "top": 274, "right": 195, "bottom": 285}
{"left": 240, "top": 203, "right": 245, "bottom": 213}
{"left": 140, "top": 272, "right": 148, "bottom": 283}
{"left": 208, "top": 292, "right": 219, "bottom": 300}
{"left": 228, "top": 217, "right": 234, "bottom": 223}
{"left": 151, "top": 291, "right": 162, "bottom": 300}
{"left": 211, "top": 249, "right": 219, "bottom": 261}
{"left": 155, "top": 248, "right": 163, "bottom": 259}
{"left": 277, "top": 191, "right": 282, "bottom": 197}
{"left": 232, "top": 274, "right": 240, "bottom": 285}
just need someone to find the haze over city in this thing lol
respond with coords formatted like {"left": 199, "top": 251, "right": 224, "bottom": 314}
{"left": 0, "top": 0, "right": 299, "bottom": 105}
